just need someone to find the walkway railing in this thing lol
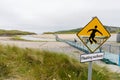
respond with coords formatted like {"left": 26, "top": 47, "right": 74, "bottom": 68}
{"left": 55, "top": 34, "right": 119, "bottom": 66}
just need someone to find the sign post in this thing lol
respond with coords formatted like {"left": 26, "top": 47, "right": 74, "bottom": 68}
{"left": 88, "top": 61, "right": 92, "bottom": 80}
{"left": 80, "top": 52, "right": 104, "bottom": 80}
{"left": 76, "top": 17, "right": 111, "bottom": 80}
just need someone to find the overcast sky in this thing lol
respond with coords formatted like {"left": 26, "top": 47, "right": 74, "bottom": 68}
{"left": 0, "top": 0, "right": 120, "bottom": 33}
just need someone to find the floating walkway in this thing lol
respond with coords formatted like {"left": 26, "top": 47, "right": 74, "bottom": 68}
{"left": 55, "top": 34, "right": 119, "bottom": 66}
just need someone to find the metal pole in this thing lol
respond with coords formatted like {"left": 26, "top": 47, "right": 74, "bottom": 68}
{"left": 88, "top": 61, "right": 92, "bottom": 80}
{"left": 88, "top": 51, "right": 93, "bottom": 80}
{"left": 119, "top": 46, "right": 120, "bottom": 66}
{"left": 109, "top": 45, "right": 111, "bottom": 53}
{"left": 119, "top": 54, "right": 120, "bottom": 66}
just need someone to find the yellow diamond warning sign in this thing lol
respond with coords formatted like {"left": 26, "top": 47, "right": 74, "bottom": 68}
{"left": 77, "top": 17, "right": 111, "bottom": 53}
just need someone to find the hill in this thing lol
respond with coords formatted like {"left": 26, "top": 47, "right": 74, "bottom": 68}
{"left": 43, "top": 28, "right": 81, "bottom": 34}
{"left": 0, "top": 44, "right": 118, "bottom": 80}
{"left": 43, "top": 25, "right": 120, "bottom": 34}
{"left": 0, "top": 29, "right": 36, "bottom": 36}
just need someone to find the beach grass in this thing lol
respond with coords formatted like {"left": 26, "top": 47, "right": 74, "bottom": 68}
{"left": 0, "top": 29, "right": 36, "bottom": 36}
{"left": 0, "top": 44, "right": 119, "bottom": 80}
{"left": 11, "top": 35, "right": 26, "bottom": 41}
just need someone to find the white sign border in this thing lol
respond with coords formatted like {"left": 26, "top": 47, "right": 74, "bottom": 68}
{"left": 80, "top": 53, "right": 104, "bottom": 63}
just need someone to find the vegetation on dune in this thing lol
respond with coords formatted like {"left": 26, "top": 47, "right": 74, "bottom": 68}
{"left": 54, "top": 28, "right": 81, "bottom": 34}
{"left": 0, "top": 29, "right": 36, "bottom": 36}
{"left": 11, "top": 36, "right": 26, "bottom": 41}
{"left": 43, "top": 25, "right": 120, "bottom": 34}
{"left": 0, "top": 45, "right": 119, "bottom": 80}
{"left": 43, "top": 28, "right": 81, "bottom": 34}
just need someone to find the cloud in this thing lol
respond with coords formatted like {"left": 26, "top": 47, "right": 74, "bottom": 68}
{"left": 0, "top": 0, "right": 119, "bottom": 33}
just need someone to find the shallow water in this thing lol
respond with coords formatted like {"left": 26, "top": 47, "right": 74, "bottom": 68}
{"left": 21, "top": 35, "right": 56, "bottom": 41}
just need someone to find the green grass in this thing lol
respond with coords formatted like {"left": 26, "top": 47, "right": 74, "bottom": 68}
{"left": 43, "top": 28, "right": 81, "bottom": 34}
{"left": 11, "top": 36, "right": 27, "bottom": 41}
{"left": 0, "top": 29, "right": 36, "bottom": 36}
{"left": 0, "top": 44, "right": 119, "bottom": 80}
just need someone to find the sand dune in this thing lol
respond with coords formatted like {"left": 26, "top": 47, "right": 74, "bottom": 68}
{"left": 0, "top": 34, "right": 119, "bottom": 73}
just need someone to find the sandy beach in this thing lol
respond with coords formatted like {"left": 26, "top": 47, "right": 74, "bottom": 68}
{"left": 0, "top": 35, "right": 82, "bottom": 60}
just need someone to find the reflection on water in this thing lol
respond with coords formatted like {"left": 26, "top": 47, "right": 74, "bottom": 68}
{"left": 21, "top": 35, "right": 56, "bottom": 41}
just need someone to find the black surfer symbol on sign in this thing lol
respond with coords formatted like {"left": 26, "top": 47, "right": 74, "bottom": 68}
{"left": 87, "top": 25, "right": 103, "bottom": 44}
{"left": 77, "top": 17, "right": 111, "bottom": 53}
